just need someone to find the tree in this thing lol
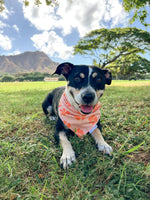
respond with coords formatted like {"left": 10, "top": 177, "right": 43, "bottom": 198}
{"left": 15, "top": 72, "right": 45, "bottom": 81}
{"left": 74, "top": 27, "right": 150, "bottom": 69}
{"left": 0, "top": 75, "right": 15, "bottom": 82}
{"left": 128, "top": 56, "right": 150, "bottom": 79}
{"left": 0, "top": 0, "right": 4, "bottom": 12}
{"left": 122, "top": 0, "right": 150, "bottom": 26}
{"left": 108, "top": 55, "right": 150, "bottom": 79}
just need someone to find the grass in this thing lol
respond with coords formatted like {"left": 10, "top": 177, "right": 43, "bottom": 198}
{"left": 0, "top": 80, "right": 150, "bottom": 200}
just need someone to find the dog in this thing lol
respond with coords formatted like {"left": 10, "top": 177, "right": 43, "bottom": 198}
{"left": 42, "top": 62, "right": 113, "bottom": 169}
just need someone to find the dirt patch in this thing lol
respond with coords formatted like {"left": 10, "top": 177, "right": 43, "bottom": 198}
{"left": 131, "top": 149, "right": 150, "bottom": 165}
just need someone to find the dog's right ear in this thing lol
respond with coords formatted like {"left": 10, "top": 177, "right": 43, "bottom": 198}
{"left": 52, "top": 62, "right": 74, "bottom": 80}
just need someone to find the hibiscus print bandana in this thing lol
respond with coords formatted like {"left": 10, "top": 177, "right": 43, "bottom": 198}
{"left": 58, "top": 92, "right": 101, "bottom": 138}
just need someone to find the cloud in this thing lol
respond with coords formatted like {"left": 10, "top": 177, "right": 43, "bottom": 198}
{"left": 0, "top": 5, "right": 12, "bottom": 51}
{"left": 20, "top": 0, "right": 128, "bottom": 36}
{"left": 104, "top": 0, "right": 128, "bottom": 27}
{"left": 7, "top": 50, "right": 21, "bottom": 55}
{"left": 19, "top": 0, "right": 128, "bottom": 59}
{"left": 57, "top": 0, "right": 129, "bottom": 36}
{"left": 0, "top": 34, "right": 12, "bottom": 50}
{"left": 13, "top": 24, "right": 19, "bottom": 32}
{"left": 0, "top": 5, "right": 14, "bottom": 19}
{"left": 56, "top": 0, "right": 108, "bottom": 36}
{"left": 0, "top": 6, "right": 9, "bottom": 19}
{"left": 20, "top": 0, "right": 59, "bottom": 31}
{"left": 31, "top": 31, "right": 73, "bottom": 59}
{"left": 0, "top": 20, "right": 8, "bottom": 29}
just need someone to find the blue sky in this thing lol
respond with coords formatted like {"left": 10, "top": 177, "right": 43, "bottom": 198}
{"left": 0, "top": 0, "right": 149, "bottom": 65}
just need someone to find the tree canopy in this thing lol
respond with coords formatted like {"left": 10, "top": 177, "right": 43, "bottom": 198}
{"left": 108, "top": 54, "right": 150, "bottom": 79}
{"left": 74, "top": 27, "right": 150, "bottom": 69}
{"left": 122, "top": 0, "right": 150, "bottom": 26}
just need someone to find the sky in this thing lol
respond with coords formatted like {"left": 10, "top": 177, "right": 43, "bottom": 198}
{"left": 0, "top": 0, "right": 149, "bottom": 65}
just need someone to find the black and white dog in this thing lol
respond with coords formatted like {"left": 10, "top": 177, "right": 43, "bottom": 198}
{"left": 42, "top": 62, "right": 113, "bottom": 169}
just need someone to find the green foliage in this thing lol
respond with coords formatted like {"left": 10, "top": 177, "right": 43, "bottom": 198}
{"left": 123, "top": 0, "right": 149, "bottom": 10}
{"left": 0, "top": 72, "right": 52, "bottom": 82}
{"left": 0, "top": 81, "right": 150, "bottom": 199}
{"left": 0, "top": 75, "right": 15, "bottom": 82}
{"left": 19, "top": 0, "right": 57, "bottom": 7}
{"left": 0, "top": 0, "right": 58, "bottom": 11}
{"left": 15, "top": 72, "right": 46, "bottom": 82}
{"left": 108, "top": 55, "right": 150, "bottom": 79}
{"left": 122, "top": 0, "right": 150, "bottom": 26}
{"left": 74, "top": 27, "right": 150, "bottom": 75}
{"left": 58, "top": 75, "right": 66, "bottom": 81}
{"left": 0, "top": 0, "right": 4, "bottom": 12}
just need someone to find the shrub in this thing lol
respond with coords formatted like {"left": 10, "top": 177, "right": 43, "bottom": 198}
{"left": 0, "top": 75, "right": 15, "bottom": 82}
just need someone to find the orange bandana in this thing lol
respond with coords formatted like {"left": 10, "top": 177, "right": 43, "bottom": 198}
{"left": 58, "top": 92, "right": 101, "bottom": 138}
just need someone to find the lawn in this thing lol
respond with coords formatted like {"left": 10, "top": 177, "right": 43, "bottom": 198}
{"left": 0, "top": 80, "right": 150, "bottom": 200}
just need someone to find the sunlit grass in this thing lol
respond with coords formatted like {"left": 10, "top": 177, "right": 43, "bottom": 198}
{"left": 0, "top": 80, "right": 150, "bottom": 199}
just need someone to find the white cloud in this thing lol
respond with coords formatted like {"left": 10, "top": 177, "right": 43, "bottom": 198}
{"left": 19, "top": 0, "right": 129, "bottom": 59}
{"left": 31, "top": 31, "right": 73, "bottom": 59}
{"left": 57, "top": 0, "right": 129, "bottom": 35}
{"left": 0, "top": 6, "right": 9, "bottom": 19}
{"left": 19, "top": 0, "right": 128, "bottom": 36}
{"left": 0, "top": 20, "right": 8, "bottom": 29}
{"left": 0, "top": 34, "right": 12, "bottom": 50}
{"left": 8, "top": 50, "right": 21, "bottom": 55}
{"left": 0, "top": 6, "right": 12, "bottom": 51}
{"left": 105, "top": 0, "right": 128, "bottom": 27}
{"left": 57, "top": 0, "right": 107, "bottom": 36}
{"left": 13, "top": 24, "right": 19, "bottom": 32}
{"left": 20, "top": 0, "right": 59, "bottom": 31}
{"left": 0, "top": 5, "right": 14, "bottom": 19}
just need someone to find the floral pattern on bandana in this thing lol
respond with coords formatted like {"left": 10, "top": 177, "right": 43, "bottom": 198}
{"left": 58, "top": 92, "right": 101, "bottom": 138}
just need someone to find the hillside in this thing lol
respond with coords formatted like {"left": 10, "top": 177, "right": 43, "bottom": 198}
{"left": 0, "top": 51, "right": 59, "bottom": 74}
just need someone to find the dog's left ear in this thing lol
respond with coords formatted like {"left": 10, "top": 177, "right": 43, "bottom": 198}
{"left": 103, "top": 70, "right": 112, "bottom": 85}
{"left": 52, "top": 62, "right": 74, "bottom": 80}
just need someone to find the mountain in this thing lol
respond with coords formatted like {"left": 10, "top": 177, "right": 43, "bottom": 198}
{"left": 0, "top": 51, "right": 59, "bottom": 74}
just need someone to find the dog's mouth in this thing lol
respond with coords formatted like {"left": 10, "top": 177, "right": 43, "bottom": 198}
{"left": 80, "top": 105, "right": 94, "bottom": 114}
{"left": 73, "top": 97, "right": 94, "bottom": 114}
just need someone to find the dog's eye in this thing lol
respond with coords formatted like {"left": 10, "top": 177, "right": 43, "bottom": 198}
{"left": 96, "top": 78, "right": 102, "bottom": 82}
{"left": 74, "top": 77, "right": 80, "bottom": 82}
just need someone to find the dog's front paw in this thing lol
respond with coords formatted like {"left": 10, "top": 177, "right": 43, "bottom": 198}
{"left": 97, "top": 142, "right": 113, "bottom": 156}
{"left": 49, "top": 116, "right": 56, "bottom": 121}
{"left": 60, "top": 150, "right": 76, "bottom": 169}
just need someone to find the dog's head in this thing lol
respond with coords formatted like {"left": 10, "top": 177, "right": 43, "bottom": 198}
{"left": 53, "top": 62, "right": 112, "bottom": 114}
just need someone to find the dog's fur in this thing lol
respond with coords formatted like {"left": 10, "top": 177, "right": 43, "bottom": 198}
{"left": 42, "top": 62, "right": 113, "bottom": 169}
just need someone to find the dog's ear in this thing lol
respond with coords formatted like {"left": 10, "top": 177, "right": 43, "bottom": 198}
{"left": 52, "top": 62, "right": 74, "bottom": 80}
{"left": 103, "top": 70, "right": 112, "bottom": 85}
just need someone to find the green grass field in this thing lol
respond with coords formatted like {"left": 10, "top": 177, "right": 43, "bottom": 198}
{"left": 0, "top": 80, "right": 150, "bottom": 200}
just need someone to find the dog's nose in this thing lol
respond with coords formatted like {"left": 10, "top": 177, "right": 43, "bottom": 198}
{"left": 82, "top": 93, "right": 95, "bottom": 104}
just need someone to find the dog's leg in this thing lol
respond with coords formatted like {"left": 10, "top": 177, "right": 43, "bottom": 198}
{"left": 46, "top": 106, "right": 56, "bottom": 120}
{"left": 42, "top": 93, "right": 57, "bottom": 121}
{"left": 91, "top": 128, "right": 113, "bottom": 156}
{"left": 59, "top": 131, "right": 76, "bottom": 169}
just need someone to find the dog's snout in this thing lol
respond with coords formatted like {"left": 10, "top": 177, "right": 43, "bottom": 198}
{"left": 82, "top": 92, "right": 95, "bottom": 104}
